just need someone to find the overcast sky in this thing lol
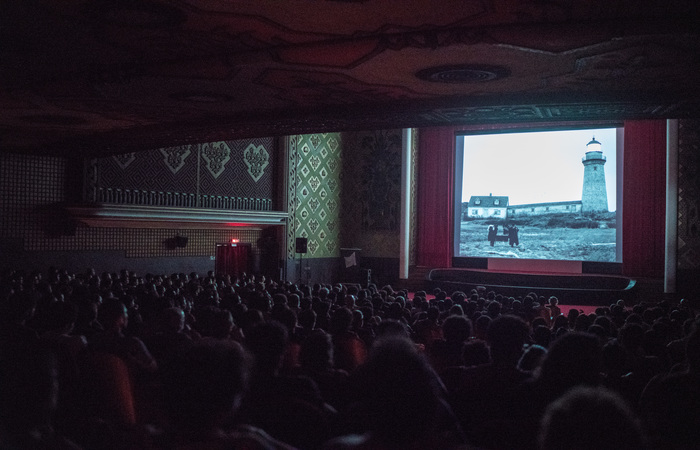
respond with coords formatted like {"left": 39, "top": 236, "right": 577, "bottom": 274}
{"left": 461, "top": 127, "right": 617, "bottom": 211}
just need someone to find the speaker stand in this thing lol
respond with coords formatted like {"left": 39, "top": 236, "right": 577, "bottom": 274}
{"left": 297, "top": 252, "right": 303, "bottom": 285}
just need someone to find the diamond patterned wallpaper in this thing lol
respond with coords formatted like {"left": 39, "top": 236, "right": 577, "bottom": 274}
{"left": 678, "top": 119, "right": 700, "bottom": 270}
{"left": 410, "top": 128, "right": 419, "bottom": 266}
{"left": 288, "top": 133, "right": 342, "bottom": 259}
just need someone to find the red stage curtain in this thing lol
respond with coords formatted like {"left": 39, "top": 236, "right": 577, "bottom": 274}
{"left": 416, "top": 121, "right": 668, "bottom": 278}
{"left": 622, "top": 120, "right": 667, "bottom": 278}
{"left": 417, "top": 127, "right": 455, "bottom": 267}
{"left": 216, "top": 244, "right": 250, "bottom": 278}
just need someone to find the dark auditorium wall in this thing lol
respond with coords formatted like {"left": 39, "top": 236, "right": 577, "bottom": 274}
{"left": 1, "top": 130, "right": 415, "bottom": 284}
{"left": 677, "top": 119, "right": 700, "bottom": 295}
{"left": 339, "top": 128, "right": 418, "bottom": 286}
{"left": 286, "top": 129, "right": 418, "bottom": 286}
{"left": 0, "top": 148, "right": 266, "bottom": 275}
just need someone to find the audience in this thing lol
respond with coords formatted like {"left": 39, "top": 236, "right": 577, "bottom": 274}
{"left": 0, "top": 266, "right": 696, "bottom": 450}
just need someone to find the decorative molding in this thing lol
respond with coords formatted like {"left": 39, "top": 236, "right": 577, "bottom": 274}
{"left": 418, "top": 102, "right": 672, "bottom": 124}
{"left": 67, "top": 204, "right": 287, "bottom": 229}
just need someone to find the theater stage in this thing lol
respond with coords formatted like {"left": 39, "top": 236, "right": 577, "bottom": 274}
{"left": 426, "top": 268, "right": 638, "bottom": 306}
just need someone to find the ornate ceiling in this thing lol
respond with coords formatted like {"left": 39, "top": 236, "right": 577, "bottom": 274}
{"left": 1, "top": 0, "right": 699, "bottom": 157}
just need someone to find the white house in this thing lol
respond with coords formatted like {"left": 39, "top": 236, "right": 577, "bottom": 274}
{"left": 467, "top": 195, "right": 509, "bottom": 218}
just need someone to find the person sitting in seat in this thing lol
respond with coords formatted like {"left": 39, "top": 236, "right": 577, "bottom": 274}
{"left": 327, "top": 335, "right": 464, "bottom": 450}
{"left": 89, "top": 298, "right": 157, "bottom": 374}
{"left": 539, "top": 386, "right": 648, "bottom": 450}
{"left": 159, "top": 340, "right": 296, "bottom": 449}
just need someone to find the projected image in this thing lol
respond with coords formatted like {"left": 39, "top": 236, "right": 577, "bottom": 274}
{"left": 457, "top": 128, "right": 618, "bottom": 262}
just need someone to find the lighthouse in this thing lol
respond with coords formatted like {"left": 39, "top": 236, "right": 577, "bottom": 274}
{"left": 581, "top": 137, "right": 608, "bottom": 213}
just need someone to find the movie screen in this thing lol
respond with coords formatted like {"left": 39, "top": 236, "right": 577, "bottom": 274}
{"left": 456, "top": 127, "right": 619, "bottom": 262}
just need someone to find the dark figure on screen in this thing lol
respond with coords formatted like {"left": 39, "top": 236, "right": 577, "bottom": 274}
{"left": 509, "top": 225, "right": 519, "bottom": 247}
{"left": 487, "top": 225, "right": 496, "bottom": 246}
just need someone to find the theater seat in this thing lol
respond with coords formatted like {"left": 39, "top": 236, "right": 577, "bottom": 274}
{"left": 80, "top": 352, "right": 137, "bottom": 425}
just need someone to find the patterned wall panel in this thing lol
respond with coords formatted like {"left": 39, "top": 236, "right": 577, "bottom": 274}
{"left": 286, "top": 136, "right": 299, "bottom": 259}
{"left": 678, "top": 119, "right": 700, "bottom": 270}
{"left": 200, "top": 138, "right": 274, "bottom": 199}
{"left": 88, "top": 138, "right": 276, "bottom": 210}
{"left": 1, "top": 153, "right": 262, "bottom": 263}
{"left": 288, "top": 133, "right": 342, "bottom": 259}
{"left": 340, "top": 129, "right": 402, "bottom": 258}
{"left": 410, "top": 128, "right": 419, "bottom": 266}
{"left": 97, "top": 145, "right": 198, "bottom": 194}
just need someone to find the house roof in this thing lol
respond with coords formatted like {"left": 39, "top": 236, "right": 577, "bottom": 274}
{"left": 509, "top": 200, "right": 582, "bottom": 208}
{"left": 468, "top": 196, "right": 509, "bottom": 208}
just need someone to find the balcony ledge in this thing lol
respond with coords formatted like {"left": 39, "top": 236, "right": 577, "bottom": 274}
{"left": 66, "top": 204, "right": 288, "bottom": 229}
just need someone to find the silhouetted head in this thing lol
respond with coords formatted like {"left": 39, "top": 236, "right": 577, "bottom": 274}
{"left": 161, "top": 307, "right": 185, "bottom": 334}
{"left": 329, "top": 307, "right": 354, "bottom": 335}
{"left": 270, "top": 305, "right": 297, "bottom": 334}
{"left": 160, "top": 341, "right": 251, "bottom": 432}
{"left": 375, "top": 319, "right": 410, "bottom": 339}
{"left": 539, "top": 386, "right": 647, "bottom": 450}
{"left": 538, "top": 332, "right": 602, "bottom": 399}
{"left": 518, "top": 344, "right": 548, "bottom": 373}
{"left": 349, "top": 336, "right": 445, "bottom": 445}
{"left": 426, "top": 306, "right": 440, "bottom": 322}
{"left": 443, "top": 315, "right": 472, "bottom": 344}
{"left": 462, "top": 339, "right": 490, "bottom": 367}
{"left": 244, "top": 320, "right": 288, "bottom": 375}
{"left": 300, "top": 329, "right": 334, "bottom": 371}
{"left": 486, "top": 315, "right": 529, "bottom": 365}
{"left": 44, "top": 301, "right": 78, "bottom": 332}
{"left": 99, "top": 298, "right": 128, "bottom": 331}
{"left": 297, "top": 308, "right": 317, "bottom": 330}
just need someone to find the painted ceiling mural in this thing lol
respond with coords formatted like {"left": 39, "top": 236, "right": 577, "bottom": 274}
{"left": 2, "top": 1, "right": 699, "bottom": 156}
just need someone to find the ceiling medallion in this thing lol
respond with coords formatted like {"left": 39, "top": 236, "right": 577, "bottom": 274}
{"left": 416, "top": 64, "right": 510, "bottom": 83}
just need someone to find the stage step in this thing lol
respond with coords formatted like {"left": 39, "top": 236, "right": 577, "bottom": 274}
{"left": 393, "top": 265, "right": 432, "bottom": 293}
